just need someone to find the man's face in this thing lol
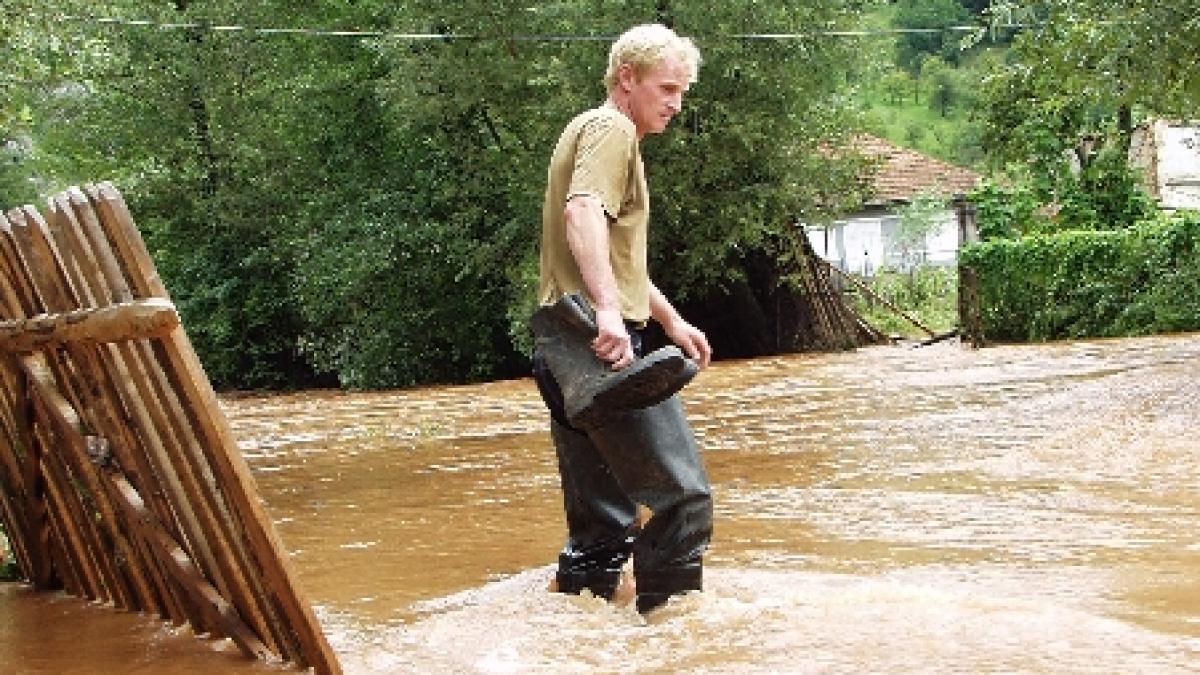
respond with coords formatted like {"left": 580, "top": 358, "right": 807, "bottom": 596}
{"left": 621, "top": 53, "right": 690, "bottom": 138}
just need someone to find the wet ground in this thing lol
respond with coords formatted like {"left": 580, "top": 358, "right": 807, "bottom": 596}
{"left": 3, "top": 333, "right": 1200, "bottom": 673}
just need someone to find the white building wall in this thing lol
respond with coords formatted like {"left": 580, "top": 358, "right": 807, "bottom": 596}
{"left": 1156, "top": 123, "right": 1200, "bottom": 210}
{"left": 923, "top": 211, "right": 960, "bottom": 266}
{"left": 806, "top": 208, "right": 961, "bottom": 275}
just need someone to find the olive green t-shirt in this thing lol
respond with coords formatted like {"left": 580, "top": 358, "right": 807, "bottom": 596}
{"left": 538, "top": 102, "right": 650, "bottom": 322}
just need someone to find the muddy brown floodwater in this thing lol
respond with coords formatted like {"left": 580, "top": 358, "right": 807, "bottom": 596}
{"left": 4, "top": 334, "right": 1200, "bottom": 673}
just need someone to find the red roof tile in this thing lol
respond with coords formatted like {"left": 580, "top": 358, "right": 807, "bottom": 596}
{"left": 850, "top": 135, "right": 980, "bottom": 205}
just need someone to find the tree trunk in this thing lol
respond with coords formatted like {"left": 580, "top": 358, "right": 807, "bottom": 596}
{"left": 173, "top": 0, "right": 220, "bottom": 196}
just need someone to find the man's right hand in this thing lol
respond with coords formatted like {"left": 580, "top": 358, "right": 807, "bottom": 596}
{"left": 592, "top": 307, "right": 634, "bottom": 370}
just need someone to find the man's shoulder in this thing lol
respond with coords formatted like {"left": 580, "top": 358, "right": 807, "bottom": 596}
{"left": 564, "top": 104, "right": 635, "bottom": 139}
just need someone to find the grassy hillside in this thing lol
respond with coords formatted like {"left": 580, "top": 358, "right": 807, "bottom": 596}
{"left": 852, "top": 2, "right": 1005, "bottom": 171}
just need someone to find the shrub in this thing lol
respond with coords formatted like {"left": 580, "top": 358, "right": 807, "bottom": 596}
{"left": 960, "top": 210, "right": 1200, "bottom": 341}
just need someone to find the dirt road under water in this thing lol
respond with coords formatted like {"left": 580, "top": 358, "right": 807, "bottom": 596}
{"left": 3, "top": 334, "right": 1200, "bottom": 673}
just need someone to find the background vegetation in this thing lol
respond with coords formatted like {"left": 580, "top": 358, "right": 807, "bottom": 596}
{"left": 4, "top": 1, "right": 1198, "bottom": 388}
{"left": 961, "top": 212, "right": 1200, "bottom": 341}
{"left": 853, "top": 267, "right": 959, "bottom": 337}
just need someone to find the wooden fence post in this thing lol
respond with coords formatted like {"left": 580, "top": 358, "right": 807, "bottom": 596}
{"left": 956, "top": 198, "right": 984, "bottom": 348}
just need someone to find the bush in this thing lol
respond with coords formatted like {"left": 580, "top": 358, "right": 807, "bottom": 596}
{"left": 852, "top": 266, "right": 958, "bottom": 337}
{"left": 960, "top": 211, "right": 1200, "bottom": 341}
{"left": 969, "top": 180, "right": 1046, "bottom": 241}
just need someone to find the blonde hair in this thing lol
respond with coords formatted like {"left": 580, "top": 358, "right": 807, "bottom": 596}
{"left": 603, "top": 24, "right": 701, "bottom": 90}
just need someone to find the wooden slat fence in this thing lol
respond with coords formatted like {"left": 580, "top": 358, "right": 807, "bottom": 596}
{"left": 0, "top": 184, "right": 340, "bottom": 674}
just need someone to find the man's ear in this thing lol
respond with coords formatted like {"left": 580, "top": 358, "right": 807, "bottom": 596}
{"left": 616, "top": 62, "right": 637, "bottom": 92}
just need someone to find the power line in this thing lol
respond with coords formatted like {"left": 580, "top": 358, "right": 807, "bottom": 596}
{"left": 53, "top": 14, "right": 1028, "bottom": 42}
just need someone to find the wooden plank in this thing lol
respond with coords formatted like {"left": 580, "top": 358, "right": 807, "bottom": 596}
{"left": 8, "top": 363, "right": 55, "bottom": 590}
{"left": 0, "top": 211, "right": 72, "bottom": 592}
{"left": 2, "top": 188, "right": 339, "bottom": 671}
{"left": 45, "top": 192, "right": 182, "bottom": 612}
{"left": 88, "top": 183, "right": 341, "bottom": 674}
{"left": 43, "top": 503, "right": 78, "bottom": 595}
{"left": 0, "top": 475, "right": 34, "bottom": 579}
{"left": 0, "top": 212, "right": 42, "bottom": 319}
{"left": 7, "top": 208, "right": 74, "bottom": 313}
{"left": 821, "top": 257, "right": 936, "bottom": 337}
{"left": 36, "top": 429, "right": 109, "bottom": 602}
{"left": 21, "top": 351, "right": 151, "bottom": 610}
{"left": 21, "top": 349, "right": 188, "bottom": 625}
{"left": 21, "top": 346, "right": 270, "bottom": 659}
{"left": 0, "top": 299, "right": 180, "bottom": 352}
{"left": 49, "top": 191, "right": 274, "bottom": 644}
{"left": 4, "top": 205, "right": 195, "bottom": 624}
{"left": 36, "top": 436, "right": 101, "bottom": 599}
{"left": 18, "top": 341, "right": 130, "bottom": 605}
{"left": 27, "top": 201, "right": 215, "bottom": 629}
{"left": 105, "top": 471, "right": 273, "bottom": 660}
{"left": 0, "top": 356, "right": 32, "bottom": 498}
{"left": 0, "top": 412, "right": 36, "bottom": 580}
{"left": 83, "top": 194, "right": 294, "bottom": 657}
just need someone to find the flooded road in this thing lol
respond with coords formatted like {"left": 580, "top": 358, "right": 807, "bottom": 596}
{"left": 4, "top": 333, "right": 1200, "bottom": 673}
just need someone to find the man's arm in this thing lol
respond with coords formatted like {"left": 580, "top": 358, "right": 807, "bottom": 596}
{"left": 564, "top": 194, "right": 634, "bottom": 369}
{"left": 649, "top": 282, "right": 712, "bottom": 370}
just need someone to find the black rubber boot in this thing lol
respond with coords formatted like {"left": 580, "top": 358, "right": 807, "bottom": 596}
{"left": 548, "top": 420, "right": 638, "bottom": 600}
{"left": 586, "top": 397, "right": 714, "bottom": 616}
{"left": 634, "top": 564, "right": 703, "bottom": 614}
{"left": 530, "top": 293, "right": 698, "bottom": 429}
{"left": 554, "top": 539, "right": 633, "bottom": 600}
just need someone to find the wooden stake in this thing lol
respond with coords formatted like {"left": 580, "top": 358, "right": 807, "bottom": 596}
{"left": 88, "top": 183, "right": 341, "bottom": 674}
{"left": 52, "top": 190, "right": 277, "bottom": 647}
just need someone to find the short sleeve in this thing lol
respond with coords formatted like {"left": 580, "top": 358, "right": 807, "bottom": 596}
{"left": 567, "top": 116, "right": 634, "bottom": 219}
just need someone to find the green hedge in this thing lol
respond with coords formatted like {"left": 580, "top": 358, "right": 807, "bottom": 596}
{"left": 960, "top": 211, "right": 1200, "bottom": 341}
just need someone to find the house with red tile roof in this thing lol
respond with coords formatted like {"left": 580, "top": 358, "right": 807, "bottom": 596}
{"left": 806, "top": 135, "right": 980, "bottom": 275}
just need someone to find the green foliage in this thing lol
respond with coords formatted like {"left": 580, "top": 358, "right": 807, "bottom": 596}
{"left": 4, "top": 1, "right": 871, "bottom": 389}
{"left": 957, "top": 0, "right": 992, "bottom": 16}
{"left": 878, "top": 69, "right": 914, "bottom": 106}
{"left": 645, "top": 4, "right": 871, "bottom": 299}
{"left": 893, "top": 0, "right": 973, "bottom": 73}
{"left": 968, "top": 179, "right": 1044, "bottom": 241}
{"left": 919, "top": 56, "right": 971, "bottom": 118}
{"left": 987, "top": 2, "right": 1200, "bottom": 119}
{"left": 293, "top": 0, "right": 874, "bottom": 387}
{"left": 893, "top": 189, "right": 947, "bottom": 269}
{"left": 1, "top": 1, "right": 100, "bottom": 206}
{"left": 968, "top": 150, "right": 1155, "bottom": 245}
{"left": 857, "top": 2, "right": 1003, "bottom": 169}
{"left": 1053, "top": 148, "right": 1156, "bottom": 231}
{"left": 852, "top": 267, "right": 958, "bottom": 337}
{"left": 10, "top": 1, "right": 1187, "bottom": 387}
{"left": 978, "top": 1, "right": 1197, "bottom": 236}
{"left": 960, "top": 211, "right": 1200, "bottom": 341}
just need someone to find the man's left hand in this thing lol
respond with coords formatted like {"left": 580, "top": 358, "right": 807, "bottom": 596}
{"left": 664, "top": 319, "right": 712, "bottom": 370}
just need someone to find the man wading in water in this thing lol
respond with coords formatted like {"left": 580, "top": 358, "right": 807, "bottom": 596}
{"left": 530, "top": 23, "right": 714, "bottom": 616}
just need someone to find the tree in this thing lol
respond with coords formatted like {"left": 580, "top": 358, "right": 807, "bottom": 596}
{"left": 1, "top": 2, "right": 100, "bottom": 205}
{"left": 986, "top": 1, "right": 1200, "bottom": 119}
{"left": 892, "top": 189, "right": 946, "bottom": 272}
{"left": 957, "top": 0, "right": 993, "bottom": 16}
{"left": 880, "top": 68, "right": 914, "bottom": 105}
{"left": 919, "top": 55, "right": 960, "bottom": 117}
{"left": 319, "top": 0, "right": 876, "bottom": 373}
{"left": 893, "top": 0, "right": 973, "bottom": 74}
{"left": 11, "top": 1, "right": 877, "bottom": 388}
{"left": 28, "top": 0, "right": 395, "bottom": 387}
{"left": 975, "top": 1, "right": 1191, "bottom": 231}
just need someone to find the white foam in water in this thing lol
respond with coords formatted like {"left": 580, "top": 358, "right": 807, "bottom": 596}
{"left": 323, "top": 566, "right": 1200, "bottom": 674}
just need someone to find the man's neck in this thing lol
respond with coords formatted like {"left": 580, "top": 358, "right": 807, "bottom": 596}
{"left": 605, "top": 92, "right": 643, "bottom": 140}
